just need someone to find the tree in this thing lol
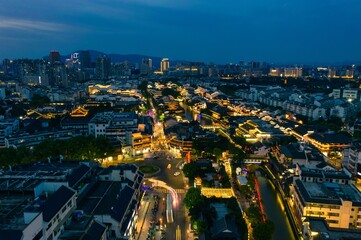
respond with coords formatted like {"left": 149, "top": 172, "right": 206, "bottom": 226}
{"left": 138, "top": 80, "right": 148, "bottom": 92}
{"left": 196, "top": 220, "right": 208, "bottom": 233}
{"left": 245, "top": 206, "right": 263, "bottom": 226}
{"left": 10, "top": 104, "right": 26, "bottom": 117}
{"left": 213, "top": 147, "right": 223, "bottom": 159}
{"left": 184, "top": 187, "right": 204, "bottom": 209}
{"left": 182, "top": 162, "right": 200, "bottom": 179}
{"left": 253, "top": 220, "right": 275, "bottom": 240}
{"left": 30, "top": 94, "right": 50, "bottom": 108}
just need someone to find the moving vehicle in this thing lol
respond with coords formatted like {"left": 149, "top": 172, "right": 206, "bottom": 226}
{"left": 166, "top": 194, "right": 173, "bottom": 223}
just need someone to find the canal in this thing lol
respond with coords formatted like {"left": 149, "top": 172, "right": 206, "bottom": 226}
{"left": 181, "top": 102, "right": 213, "bottom": 125}
{"left": 256, "top": 172, "right": 296, "bottom": 240}
{"left": 181, "top": 102, "right": 295, "bottom": 239}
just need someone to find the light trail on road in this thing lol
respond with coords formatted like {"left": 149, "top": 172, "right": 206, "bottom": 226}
{"left": 148, "top": 178, "right": 179, "bottom": 208}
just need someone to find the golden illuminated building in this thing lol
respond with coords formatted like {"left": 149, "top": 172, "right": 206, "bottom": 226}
{"left": 291, "top": 167, "right": 361, "bottom": 230}
{"left": 201, "top": 187, "right": 235, "bottom": 198}
{"left": 305, "top": 133, "right": 351, "bottom": 154}
{"left": 70, "top": 106, "right": 89, "bottom": 117}
{"left": 160, "top": 58, "right": 170, "bottom": 72}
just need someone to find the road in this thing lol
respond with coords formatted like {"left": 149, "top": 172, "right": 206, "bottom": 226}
{"left": 140, "top": 101, "right": 188, "bottom": 239}
{"left": 141, "top": 153, "right": 188, "bottom": 240}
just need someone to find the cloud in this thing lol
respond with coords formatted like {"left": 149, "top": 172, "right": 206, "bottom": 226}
{"left": 0, "top": 17, "right": 68, "bottom": 32}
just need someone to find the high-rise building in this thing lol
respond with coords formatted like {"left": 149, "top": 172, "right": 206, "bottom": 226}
{"left": 80, "top": 50, "right": 92, "bottom": 69}
{"left": 160, "top": 58, "right": 170, "bottom": 72}
{"left": 283, "top": 67, "right": 302, "bottom": 77}
{"left": 328, "top": 67, "right": 337, "bottom": 78}
{"left": 49, "top": 50, "right": 61, "bottom": 64}
{"left": 49, "top": 63, "right": 68, "bottom": 87}
{"left": 96, "top": 55, "right": 111, "bottom": 80}
{"left": 140, "top": 58, "right": 152, "bottom": 75}
{"left": 2, "top": 59, "right": 11, "bottom": 74}
{"left": 250, "top": 61, "right": 260, "bottom": 69}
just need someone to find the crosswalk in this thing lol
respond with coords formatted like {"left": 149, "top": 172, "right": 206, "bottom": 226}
{"left": 154, "top": 188, "right": 186, "bottom": 194}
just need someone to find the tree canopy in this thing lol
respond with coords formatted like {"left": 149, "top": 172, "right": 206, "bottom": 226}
{"left": 30, "top": 94, "right": 51, "bottom": 108}
{"left": 182, "top": 162, "right": 201, "bottom": 179}
{"left": 184, "top": 187, "right": 204, "bottom": 209}
{"left": 253, "top": 220, "right": 275, "bottom": 240}
{"left": 0, "top": 136, "right": 115, "bottom": 168}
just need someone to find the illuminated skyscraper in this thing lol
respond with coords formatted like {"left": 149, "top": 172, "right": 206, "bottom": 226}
{"left": 160, "top": 58, "right": 170, "bottom": 72}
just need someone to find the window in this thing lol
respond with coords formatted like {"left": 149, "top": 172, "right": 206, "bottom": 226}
{"left": 328, "top": 212, "right": 339, "bottom": 217}
{"left": 46, "top": 222, "right": 52, "bottom": 230}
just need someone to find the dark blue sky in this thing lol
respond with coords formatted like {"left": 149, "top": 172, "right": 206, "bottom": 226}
{"left": 1, "top": 0, "right": 360, "bottom": 64}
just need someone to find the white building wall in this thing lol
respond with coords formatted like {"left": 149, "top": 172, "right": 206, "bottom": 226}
{"left": 23, "top": 213, "right": 43, "bottom": 240}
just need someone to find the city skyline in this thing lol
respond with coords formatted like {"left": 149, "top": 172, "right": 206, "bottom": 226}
{"left": 1, "top": 0, "right": 361, "bottom": 64}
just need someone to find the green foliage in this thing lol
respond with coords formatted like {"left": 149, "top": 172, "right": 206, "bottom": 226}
{"left": 30, "top": 94, "right": 51, "bottom": 108}
{"left": 218, "top": 165, "right": 231, "bottom": 188}
{"left": 245, "top": 206, "right": 263, "bottom": 227}
{"left": 182, "top": 162, "right": 201, "bottom": 179}
{"left": 253, "top": 220, "right": 275, "bottom": 240}
{"left": 184, "top": 187, "right": 204, "bottom": 209}
{"left": 0, "top": 136, "right": 115, "bottom": 168}
{"left": 138, "top": 81, "right": 148, "bottom": 92}
{"left": 196, "top": 220, "right": 208, "bottom": 233}
{"left": 10, "top": 104, "right": 26, "bottom": 117}
{"left": 213, "top": 147, "right": 223, "bottom": 158}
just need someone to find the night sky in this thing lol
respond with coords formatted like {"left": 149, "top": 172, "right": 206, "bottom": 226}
{"left": 1, "top": 0, "right": 360, "bottom": 64}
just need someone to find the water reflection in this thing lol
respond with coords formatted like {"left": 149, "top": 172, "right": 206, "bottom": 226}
{"left": 256, "top": 173, "right": 295, "bottom": 240}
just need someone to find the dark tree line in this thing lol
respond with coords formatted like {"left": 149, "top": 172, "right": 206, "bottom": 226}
{"left": 0, "top": 136, "right": 114, "bottom": 168}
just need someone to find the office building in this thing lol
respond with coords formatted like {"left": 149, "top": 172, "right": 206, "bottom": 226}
{"left": 160, "top": 58, "right": 170, "bottom": 73}
{"left": 284, "top": 67, "right": 303, "bottom": 77}
{"left": 140, "top": 58, "right": 152, "bottom": 75}
{"left": 2, "top": 59, "right": 11, "bottom": 74}
{"left": 96, "top": 55, "right": 111, "bottom": 80}
{"left": 49, "top": 50, "right": 61, "bottom": 64}
{"left": 80, "top": 50, "right": 92, "bottom": 69}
